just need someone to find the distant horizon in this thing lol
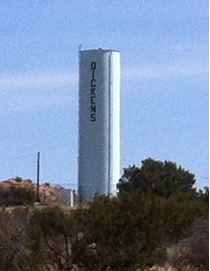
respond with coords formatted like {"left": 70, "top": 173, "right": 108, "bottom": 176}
{"left": 0, "top": 155, "right": 207, "bottom": 192}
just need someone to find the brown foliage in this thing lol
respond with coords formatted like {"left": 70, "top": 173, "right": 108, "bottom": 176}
{"left": 0, "top": 207, "right": 37, "bottom": 271}
{"left": 167, "top": 218, "right": 209, "bottom": 271}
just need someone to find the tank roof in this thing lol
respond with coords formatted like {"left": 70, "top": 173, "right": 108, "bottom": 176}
{"left": 79, "top": 47, "right": 120, "bottom": 53}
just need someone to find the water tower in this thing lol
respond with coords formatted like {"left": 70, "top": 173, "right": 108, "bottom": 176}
{"left": 78, "top": 48, "right": 120, "bottom": 202}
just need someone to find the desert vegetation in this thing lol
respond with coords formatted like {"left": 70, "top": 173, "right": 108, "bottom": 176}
{"left": 0, "top": 158, "right": 208, "bottom": 271}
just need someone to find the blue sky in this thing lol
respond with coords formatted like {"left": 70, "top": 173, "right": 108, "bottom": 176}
{"left": 0, "top": 0, "right": 208, "bottom": 189}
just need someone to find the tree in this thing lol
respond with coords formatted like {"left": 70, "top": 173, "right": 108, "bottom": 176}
{"left": 0, "top": 206, "right": 88, "bottom": 271}
{"left": 33, "top": 206, "right": 89, "bottom": 271}
{"left": 76, "top": 194, "right": 167, "bottom": 271}
{"left": 198, "top": 186, "right": 209, "bottom": 204}
{"left": 0, "top": 207, "right": 43, "bottom": 271}
{"left": 164, "top": 191, "right": 208, "bottom": 242}
{"left": 117, "top": 158, "right": 196, "bottom": 198}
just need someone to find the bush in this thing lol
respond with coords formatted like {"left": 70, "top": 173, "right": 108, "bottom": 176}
{"left": 77, "top": 194, "right": 167, "bottom": 271}
{"left": 0, "top": 207, "right": 44, "bottom": 271}
{"left": 167, "top": 218, "right": 209, "bottom": 271}
{"left": 0, "top": 186, "right": 36, "bottom": 206}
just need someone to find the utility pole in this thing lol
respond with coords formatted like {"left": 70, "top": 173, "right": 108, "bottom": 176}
{"left": 36, "top": 151, "right": 40, "bottom": 202}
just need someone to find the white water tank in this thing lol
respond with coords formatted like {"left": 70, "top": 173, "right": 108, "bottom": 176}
{"left": 78, "top": 48, "right": 120, "bottom": 202}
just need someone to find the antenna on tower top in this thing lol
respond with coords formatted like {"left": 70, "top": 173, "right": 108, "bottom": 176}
{"left": 78, "top": 44, "right": 83, "bottom": 52}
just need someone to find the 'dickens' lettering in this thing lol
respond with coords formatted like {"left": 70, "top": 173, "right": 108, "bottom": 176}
{"left": 90, "top": 62, "right": 96, "bottom": 122}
